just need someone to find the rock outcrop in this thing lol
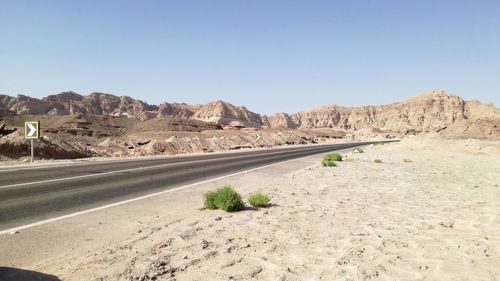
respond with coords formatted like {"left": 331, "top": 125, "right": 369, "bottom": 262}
{"left": 192, "top": 100, "right": 263, "bottom": 127}
{"left": 0, "top": 118, "right": 16, "bottom": 137}
{"left": 1, "top": 91, "right": 498, "bottom": 139}
{"left": 263, "top": 91, "right": 499, "bottom": 134}
{"left": 0, "top": 92, "right": 158, "bottom": 120}
{"left": 0, "top": 93, "right": 262, "bottom": 126}
{"left": 156, "top": 102, "right": 200, "bottom": 119}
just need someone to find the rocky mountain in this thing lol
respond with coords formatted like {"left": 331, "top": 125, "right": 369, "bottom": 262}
{"left": 0, "top": 92, "right": 158, "bottom": 120}
{"left": 1, "top": 91, "right": 498, "bottom": 136}
{"left": 0, "top": 92, "right": 264, "bottom": 127}
{"left": 192, "top": 100, "right": 263, "bottom": 127}
{"left": 156, "top": 102, "right": 200, "bottom": 119}
{"left": 155, "top": 100, "right": 263, "bottom": 127}
{"left": 262, "top": 91, "right": 499, "bottom": 133}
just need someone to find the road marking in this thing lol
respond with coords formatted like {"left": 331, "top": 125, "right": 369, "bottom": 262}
{"left": 0, "top": 150, "right": 332, "bottom": 235}
{"left": 0, "top": 162, "right": 88, "bottom": 173}
{"left": 0, "top": 145, "right": 344, "bottom": 189}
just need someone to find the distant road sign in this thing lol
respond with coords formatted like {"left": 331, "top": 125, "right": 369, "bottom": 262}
{"left": 256, "top": 132, "right": 262, "bottom": 141}
{"left": 24, "top": 121, "right": 40, "bottom": 140}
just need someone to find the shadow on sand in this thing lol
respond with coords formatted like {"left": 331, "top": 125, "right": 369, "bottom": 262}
{"left": 0, "top": 267, "right": 61, "bottom": 281}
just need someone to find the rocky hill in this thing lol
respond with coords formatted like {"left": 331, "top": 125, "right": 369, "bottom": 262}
{"left": 192, "top": 100, "right": 263, "bottom": 127}
{"left": 1, "top": 90, "right": 498, "bottom": 161}
{"left": 1, "top": 91, "right": 498, "bottom": 138}
{"left": 263, "top": 91, "right": 499, "bottom": 135}
{"left": 0, "top": 92, "right": 264, "bottom": 127}
{"left": 0, "top": 92, "right": 158, "bottom": 120}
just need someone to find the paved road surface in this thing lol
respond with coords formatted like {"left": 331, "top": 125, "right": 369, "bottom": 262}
{"left": 0, "top": 142, "right": 379, "bottom": 231}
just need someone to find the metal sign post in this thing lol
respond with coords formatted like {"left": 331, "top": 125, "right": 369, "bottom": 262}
{"left": 31, "top": 140, "right": 34, "bottom": 163}
{"left": 24, "top": 121, "right": 40, "bottom": 163}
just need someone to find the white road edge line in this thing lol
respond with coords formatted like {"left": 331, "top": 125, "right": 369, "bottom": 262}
{"left": 0, "top": 147, "right": 325, "bottom": 189}
{"left": 0, "top": 163, "right": 81, "bottom": 173}
{"left": 0, "top": 151, "right": 328, "bottom": 235}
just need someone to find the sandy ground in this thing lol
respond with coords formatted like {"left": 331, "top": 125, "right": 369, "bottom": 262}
{"left": 1, "top": 140, "right": 499, "bottom": 281}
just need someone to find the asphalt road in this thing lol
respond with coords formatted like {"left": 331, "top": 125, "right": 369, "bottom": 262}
{"left": 0, "top": 142, "right": 378, "bottom": 231}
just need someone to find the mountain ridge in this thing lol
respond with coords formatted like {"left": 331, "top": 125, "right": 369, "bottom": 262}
{"left": 1, "top": 90, "right": 498, "bottom": 135}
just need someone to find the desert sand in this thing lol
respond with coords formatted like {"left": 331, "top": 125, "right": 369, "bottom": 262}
{"left": 1, "top": 139, "right": 499, "bottom": 281}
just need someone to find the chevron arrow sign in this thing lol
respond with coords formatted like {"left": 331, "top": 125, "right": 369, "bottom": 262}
{"left": 24, "top": 121, "right": 40, "bottom": 140}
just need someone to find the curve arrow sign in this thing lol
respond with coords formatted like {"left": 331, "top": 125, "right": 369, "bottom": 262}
{"left": 24, "top": 121, "right": 40, "bottom": 140}
{"left": 27, "top": 124, "right": 36, "bottom": 137}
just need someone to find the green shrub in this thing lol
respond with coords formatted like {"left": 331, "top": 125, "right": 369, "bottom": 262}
{"left": 248, "top": 193, "right": 271, "bottom": 207}
{"left": 373, "top": 159, "right": 383, "bottom": 163}
{"left": 402, "top": 158, "right": 413, "bottom": 163}
{"left": 321, "top": 152, "right": 342, "bottom": 167}
{"left": 204, "top": 190, "right": 218, "bottom": 210}
{"left": 203, "top": 185, "right": 245, "bottom": 212}
{"left": 321, "top": 152, "right": 343, "bottom": 167}
{"left": 321, "top": 159, "right": 337, "bottom": 167}
{"left": 324, "top": 152, "right": 343, "bottom": 162}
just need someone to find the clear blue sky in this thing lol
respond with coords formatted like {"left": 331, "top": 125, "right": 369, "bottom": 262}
{"left": 1, "top": 0, "right": 498, "bottom": 114}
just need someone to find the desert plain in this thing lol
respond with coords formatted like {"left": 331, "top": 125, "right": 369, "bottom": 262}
{"left": 1, "top": 91, "right": 499, "bottom": 280}
{"left": 1, "top": 134, "right": 498, "bottom": 281}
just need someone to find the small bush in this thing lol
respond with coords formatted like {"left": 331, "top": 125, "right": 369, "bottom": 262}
{"left": 248, "top": 193, "right": 271, "bottom": 207}
{"left": 203, "top": 185, "right": 245, "bottom": 212}
{"left": 324, "top": 152, "right": 343, "bottom": 162}
{"left": 321, "top": 152, "right": 342, "bottom": 167}
{"left": 321, "top": 159, "right": 337, "bottom": 167}
{"left": 373, "top": 159, "right": 383, "bottom": 163}
{"left": 402, "top": 158, "right": 413, "bottom": 163}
